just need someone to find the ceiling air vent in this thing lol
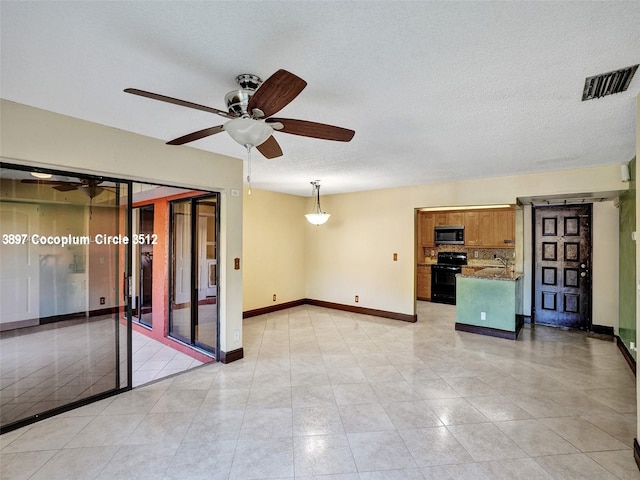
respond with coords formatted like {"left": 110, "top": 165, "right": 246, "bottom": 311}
{"left": 582, "top": 64, "right": 638, "bottom": 101}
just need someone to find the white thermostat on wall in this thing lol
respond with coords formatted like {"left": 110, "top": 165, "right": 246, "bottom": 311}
{"left": 231, "top": 189, "right": 240, "bottom": 197}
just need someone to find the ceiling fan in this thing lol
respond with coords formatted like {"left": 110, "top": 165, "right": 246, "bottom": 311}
{"left": 21, "top": 178, "right": 113, "bottom": 200}
{"left": 124, "top": 69, "right": 355, "bottom": 159}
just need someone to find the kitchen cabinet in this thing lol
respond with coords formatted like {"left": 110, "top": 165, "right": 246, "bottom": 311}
{"left": 435, "top": 211, "right": 463, "bottom": 226}
{"left": 434, "top": 212, "right": 449, "bottom": 226}
{"left": 494, "top": 209, "right": 515, "bottom": 246}
{"left": 447, "top": 211, "right": 464, "bottom": 226}
{"left": 418, "top": 212, "right": 435, "bottom": 247}
{"left": 464, "top": 208, "right": 515, "bottom": 247}
{"left": 417, "top": 265, "right": 431, "bottom": 300}
{"left": 479, "top": 210, "right": 496, "bottom": 246}
{"left": 464, "top": 211, "right": 481, "bottom": 246}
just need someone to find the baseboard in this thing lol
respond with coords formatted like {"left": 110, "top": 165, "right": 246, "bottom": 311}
{"left": 0, "top": 318, "right": 39, "bottom": 332}
{"left": 591, "top": 324, "right": 615, "bottom": 336}
{"left": 243, "top": 299, "right": 307, "bottom": 318}
{"left": 89, "top": 307, "right": 119, "bottom": 317}
{"left": 634, "top": 438, "right": 640, "bottom": 472}
{"left": 616, "top": 336, "right": 636, "bottom": 376}
{"left": 455, "top": 322, "right": 518, "bottom": 340}
{"left": 39, "top": 311, "right": 87, "bottom": 325}
{"left": 219, "top": 348, "right": 244, "bottom": 364}
{"left": 243, "top": 298, "right": 417, "bottom": 323}
{"left": 305, "top": 299, "right": 417, "bottom": 323}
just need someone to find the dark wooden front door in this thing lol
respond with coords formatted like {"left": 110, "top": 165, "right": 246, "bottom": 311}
{"left": 533, "top": 205, "right": 592, "bottom": 329}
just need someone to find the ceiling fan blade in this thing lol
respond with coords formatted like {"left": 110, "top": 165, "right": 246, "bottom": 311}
{"left": 124, "top": 88, "right": 233, "bottom": 119}
{"left": 256, "top": 135, "right": 283, "bottom": 159}
{"left": 166, "top": 125, "right": 225, "bottom": 145}
{"left": 53, "top": 184, "right": 80, "bottom": 192}
{"left": 247, "top": 70, "right": 307, "bottom": 118}
{"left": 21, "top": 179, "right": 81, "bottom": 190}
{"left": 268, "top": 118, "right": 355, "bottom": 142}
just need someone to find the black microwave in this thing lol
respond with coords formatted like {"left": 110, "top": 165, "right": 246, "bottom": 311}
{"left": 434, "top": 226, "right": 464, "bottom": 245}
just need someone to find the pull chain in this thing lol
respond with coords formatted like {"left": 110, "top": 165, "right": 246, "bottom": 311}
{"left": 246, "top": 145, "right": 252, "bottom": 195}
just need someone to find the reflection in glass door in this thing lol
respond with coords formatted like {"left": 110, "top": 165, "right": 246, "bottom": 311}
{"left": 169, "top": 195, "right": 218, "bottom": 357}
{"left": 132, "top": 205, "right": 154, "bottom": 327}
{"left": 0, "top": 163, "right": 132, "bottom": 433}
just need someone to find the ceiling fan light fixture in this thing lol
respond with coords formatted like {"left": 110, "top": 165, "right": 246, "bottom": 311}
{"left": 30, "top": 171, "right": 52, "bottom": 179}
{"left": 224, "top": 117, "right": 273, "bottom": 148}
{"left": 305, "top": 180, "right": 331, "bottom": 226}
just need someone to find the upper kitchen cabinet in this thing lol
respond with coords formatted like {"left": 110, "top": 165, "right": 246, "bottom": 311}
{"left": 418, "top": 206, "right": 515, "bottom": 249}
{"left": 494, "top": 209, "right": 515, "bottom": 246}
{"left": 464, "top": 211, "right": 481, "bottom": 246}
{"left": 465, "top": 207, "right": 515, "bottom": 247}
{"left": 418, "top": 211, "right": 435, "bottom": 247}
{"left": 434, "top": 211, "right": 463, "bottom": 226}
{"left": 447, "top": 211, "right": 464, "bottom": 226}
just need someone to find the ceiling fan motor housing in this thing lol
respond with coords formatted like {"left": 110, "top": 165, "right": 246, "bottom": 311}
{"left": 225, "top": 89, "right": 252, "bottom": 116}
{"left": 225, "top": 74, "right": 263, "bottom": 116}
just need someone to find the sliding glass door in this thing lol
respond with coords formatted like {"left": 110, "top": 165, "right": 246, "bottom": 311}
{"left": 132, "top": 205, "right": 154, "bottom": 327}
{"left": 0, "top": 163, "right": 132, "bottom": 433}
{"left": 169, "top": 195, "right": 219, "bottom": 357}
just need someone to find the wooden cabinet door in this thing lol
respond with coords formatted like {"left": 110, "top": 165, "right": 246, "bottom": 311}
{"left": 447, "top": 212, "right": 464, "bottom": 226}
{"left": 478, "top": 210, "right": 496, "bottom": 246}
{"left": 419, "top": 212, "right": 435, "bottom": 247}
{"left": 494, "top": 209, "right": 515, "bottom": 247}
{"left": 464, "top": 211, "right": 481, "bottom": 246}
{"left": 417, "top": 266, "right": 431, "bottom": 300}
{"left": 434, "top": 213, "right": 449, "bottom": 226}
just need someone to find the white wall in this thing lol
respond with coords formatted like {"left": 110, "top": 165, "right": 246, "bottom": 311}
{"left": 0, "top": 99, "right": 244, "bottom": 355}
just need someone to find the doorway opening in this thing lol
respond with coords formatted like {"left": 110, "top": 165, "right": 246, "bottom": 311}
{"left": 169, "top": 195, "right": 219, "bottom": 358}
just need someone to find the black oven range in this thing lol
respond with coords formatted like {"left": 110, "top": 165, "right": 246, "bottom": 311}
{"left": 431, "top": 251, "right": 467, "bottom": 305}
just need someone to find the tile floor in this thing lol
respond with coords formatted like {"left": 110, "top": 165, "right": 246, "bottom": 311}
{"left": 1, "top": 315, "right": 203, "bottom": 427}
{"left": 131, "top": 327, "right": 204, "bottom": 387}
{"left": 1, "top": 302, "right": 639, "bottom": 479}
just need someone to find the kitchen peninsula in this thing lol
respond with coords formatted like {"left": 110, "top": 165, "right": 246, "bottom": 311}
{"left": 455, "top": 267, "right": 524, "bottom": 340}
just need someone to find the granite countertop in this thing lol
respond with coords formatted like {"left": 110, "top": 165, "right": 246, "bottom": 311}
{"left": 457, "top": 267, "right": 522, "bottom": 281}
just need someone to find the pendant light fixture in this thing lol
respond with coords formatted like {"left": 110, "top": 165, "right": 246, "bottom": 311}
{"left": 305, "top": 180, "right": 331, "bottom": 225}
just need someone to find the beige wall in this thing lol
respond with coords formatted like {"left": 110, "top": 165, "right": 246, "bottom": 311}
{"left": 242, "top": 188, "right": 306, "bottom": 311}
{"left": 592, "top": 201, "right": 620, "bottom": 329}
{"left": 0, "top": 100, "right": 244, "bottom": 354}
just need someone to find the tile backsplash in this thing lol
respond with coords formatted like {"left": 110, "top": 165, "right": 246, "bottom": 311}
{"left": 422, "top": 246, "right": 514, "bottom": 264}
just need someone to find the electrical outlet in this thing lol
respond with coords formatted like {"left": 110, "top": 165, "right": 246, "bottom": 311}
{"left": 233, "top": 330, "right": 240, "bottom": 341}
{"left": 273, "top": 294, "right": 277, "bottom": 302}
{"left": 100, "top": 297, "right": 105, "bottom": 305}
{"left": 474, "top": 251, "right": 478, "bottom": 258}
{"left": 393, "top": 253, "right": 398, "bottom": 261}
{"left": 355, "top": 295, "right": 359, "bottom": 303}
{"left": 480, "top": 311, "right": 486, "bottom": 321}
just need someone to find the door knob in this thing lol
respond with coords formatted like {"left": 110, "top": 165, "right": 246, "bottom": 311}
{"left": 580, "top": 263, "right": 586, "bottom": 268}
{"left": 580, "top": 272, "right": 586, "bottom": 277}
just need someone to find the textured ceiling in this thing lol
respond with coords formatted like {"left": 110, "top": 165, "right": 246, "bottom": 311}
{"left": 1, "top": 1, "right": 639, "bottom": 196}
